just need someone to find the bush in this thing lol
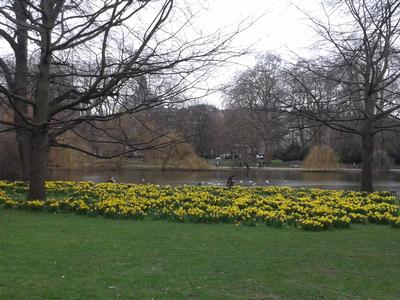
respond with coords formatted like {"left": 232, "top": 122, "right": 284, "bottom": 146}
{"left": 277, "top": 142, "right": 308, "bottom": 161}
{"left": 338, "top": 141, "right": 361, "bottom": 163}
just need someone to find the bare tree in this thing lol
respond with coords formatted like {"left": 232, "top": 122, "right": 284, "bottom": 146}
{"left": 283, "top": 0, "right": 400, "bottom": 191}
{"left": 0, "top": 0, "right": 245, "bottom": 199}
{"left": 224, "top": 54, "right": 303, "bottom": 160}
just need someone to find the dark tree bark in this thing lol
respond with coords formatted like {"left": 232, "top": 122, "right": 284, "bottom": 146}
{"left": 26, "top": 0, "right": 53, "bottom": 199}
{"left": 28, "top": 127, "right": 49, "bottom": 200}
{"left": 361, "top": 131, "right": 374, "bottom": 192}
{"left": 15, "top": 129, "right": 31, "bottom": 179}
{"left": 13, "top": 0, "right": 31, "bottom": 178}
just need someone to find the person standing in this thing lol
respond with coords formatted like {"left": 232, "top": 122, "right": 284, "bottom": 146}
{"left": 227, "top": 175, "right": 235, "bottom": 188}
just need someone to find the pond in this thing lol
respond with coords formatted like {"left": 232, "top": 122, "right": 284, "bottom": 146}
{"left": 47, "top": 168, "right": 400, "bottom": 192}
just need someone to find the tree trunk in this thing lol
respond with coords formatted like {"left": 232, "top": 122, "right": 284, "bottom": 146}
{"left": 361, "top": 132, "right": 374, "bottom": 192}
{"left": 360, "top": 88, "right": 377, "bottom": 192}
{"left": 16, "top": 129, "right": 31, "bottom": 179}
{"left": 27, "top": 0, "right": 53, "bottom": 200}
{"left": 13, "top": 0, "right": 30, "bottom": 179}
{"left": 27, "top": 128, "right": 49, "bottom": 200}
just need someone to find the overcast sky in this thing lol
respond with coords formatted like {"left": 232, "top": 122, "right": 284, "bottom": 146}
{"left": 196, "top": 0, "right": 323, "bottom": 107}
{"left": 0, "top": 0, "right": 323, "bottom": 108}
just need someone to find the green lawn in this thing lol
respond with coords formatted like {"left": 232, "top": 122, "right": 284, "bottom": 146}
{"left": 0, "top": 209, "right": 399, "bottom": 299}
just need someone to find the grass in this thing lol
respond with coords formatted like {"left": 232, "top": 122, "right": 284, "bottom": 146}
{"left": 0, "top": 209, "right": 399, "bottom": 299}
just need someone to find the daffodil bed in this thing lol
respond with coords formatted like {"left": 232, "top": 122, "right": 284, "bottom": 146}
{"left": 1, "top": 181, "right": 399, "bottom": 230}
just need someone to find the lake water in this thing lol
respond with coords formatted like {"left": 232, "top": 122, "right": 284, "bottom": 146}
{"left": 48, "top": 168, "right": 400, "bottom": 192}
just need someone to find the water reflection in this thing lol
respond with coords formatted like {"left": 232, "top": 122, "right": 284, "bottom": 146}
{"left": 47, "top": 168, "right": 400, "bottom": 192}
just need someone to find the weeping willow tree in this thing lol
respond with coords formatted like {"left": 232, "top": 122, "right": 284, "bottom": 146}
{"left": 303, "top": 145, "right": 339, "bottom": 169}
{"left": 144, "top": 139, "right": 209, "bottom": 171}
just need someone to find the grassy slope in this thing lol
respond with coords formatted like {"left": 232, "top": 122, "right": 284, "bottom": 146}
{"left": 0, "top": 209, "right": 399, "bottom": 300}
